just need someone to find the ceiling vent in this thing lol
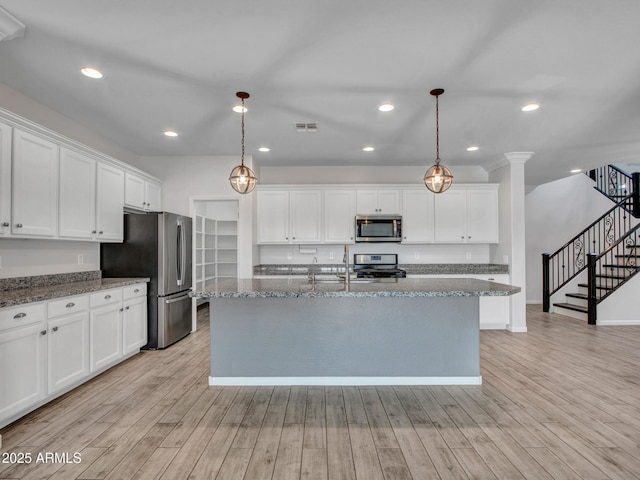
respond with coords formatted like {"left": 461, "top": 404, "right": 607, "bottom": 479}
{"left": 295, "top": 123, "right": 318, "bottom": 133}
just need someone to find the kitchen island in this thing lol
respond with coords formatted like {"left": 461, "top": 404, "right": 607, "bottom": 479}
{"left": 193, "top": 277, "right": 520, "bottom": 386}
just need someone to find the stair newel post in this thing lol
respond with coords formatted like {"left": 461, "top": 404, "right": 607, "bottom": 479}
{"left": 587, "top": 253, "right": 597, "bottom": 325}
{"left": 542, "top": 253, "right": 550, "bottom": 312}
{"left": 589, "top": 169, "right": 597, "bottom": 182}
{"left": 632, "top": 172, "right": 640, "bottom": 218}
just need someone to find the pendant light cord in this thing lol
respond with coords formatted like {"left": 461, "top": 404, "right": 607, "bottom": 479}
{"left": 435, "top": 93, "right": 440, "bottom": 165}
{"left": 241, "top": 98, "right": 245, "bottom": 167}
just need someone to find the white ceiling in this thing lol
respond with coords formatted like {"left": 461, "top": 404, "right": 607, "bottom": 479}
{"left": 1, "top": 0, "right": 639, "bottom": 186}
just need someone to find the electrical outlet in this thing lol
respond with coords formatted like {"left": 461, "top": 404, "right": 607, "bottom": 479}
{"left": 466, "top": 252, "right": 472, "bottom": 260}
{"left": 78, "top": 254, "right": 84, "bottom": 265}
{"left": 414, "top": 252, "right": 420, "bottom": 260}
{"left": 287, "top": 251, "right": 292, "bottom": 261}
{"left": 503, "top": 255, "right": 509, "bottom": 264}
{"left": 329, "top": 251, "right": 334, "bottom": 260}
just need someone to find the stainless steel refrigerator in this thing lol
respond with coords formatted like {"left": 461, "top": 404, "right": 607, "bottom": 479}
{"left": 101, "top": 212, "right": 192, "bottom": 349}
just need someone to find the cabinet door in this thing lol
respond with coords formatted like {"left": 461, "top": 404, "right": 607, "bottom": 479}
{"left": 356, "top": 190, "right": 379, "bottom": 214}
{"left": 466, "top": 188, "right": 499, "bottom": 243}
{"left": 0, "top": 322, "right": 46, "bottom": 419}
{"left": 402, "top": 190, "right": 434, "bottom": 243}
{"left": 48, "top": 311, "right": 89, "bottom": 394}
{"left": 290, "top": 190, "right": 322, "bottom": 243}
{"left": 96, "top": 163, "right": 124, "bottom": 242}
{"left": 124, "top": 172, "right": 145, "bottom": 209}
{"left": 324, "top": 190, "right": 356, "bottom": 243}
{"left": 123, "top": 296, "right": 147, "bottom": 354}
{"left": 434, "top": 188, "right": 467, "bottom": 242}
{"left": 90, "top": 304, "right": 123, "bottom": 372}
{"left": 144, "top": 181, "right": 162, "bottom": 212}
{"left": 377, "top": 190, "right": 401, "bottom": 214}
{"left": 0, "top": 122, "right": 11, "bottom": 235}
{"left": 59, "top": 149, "right": 96, "bottom": 239}
{"left": 12, "top": 129, "right": 58, "bottom": 236}
{"left": 257, "top": 190, "right": 290, "bottom": 243}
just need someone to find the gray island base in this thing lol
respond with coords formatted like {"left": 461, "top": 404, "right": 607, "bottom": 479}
{"left": 194, "top": 278, "right": 520, "bottom": 386}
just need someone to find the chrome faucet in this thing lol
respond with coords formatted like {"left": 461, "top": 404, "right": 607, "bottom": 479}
{"left": 308, "top": 256, "right": 319, "bottom": 284}
{"left": 343, "top": 244, "right": 350, "bottom": 284}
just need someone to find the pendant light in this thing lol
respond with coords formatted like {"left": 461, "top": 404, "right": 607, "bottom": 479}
{"left": 423, "top": 88, "right": 453, "bottom": 193}
{"left": 229, "top": 91, "right": 257, "bottom": 194}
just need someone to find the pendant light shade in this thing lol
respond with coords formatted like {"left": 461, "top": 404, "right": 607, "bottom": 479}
{"left": 229, "top": 91, "right": 257, "bottom": 194}
{"left": 423, "top": 88, "right": 453, "bottom": 193}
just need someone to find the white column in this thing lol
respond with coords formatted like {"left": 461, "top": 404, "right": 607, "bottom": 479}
{"left": 488, "top": 152, "right": 533, "bottom": 332}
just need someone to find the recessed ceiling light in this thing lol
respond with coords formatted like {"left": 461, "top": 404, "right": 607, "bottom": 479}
{"left": 466, "top": 146, "right": 479, "bottom": 152}
{"left": 522, "top": 102, "right": 540, "bottom": 112}
{"left": 163, "top": 130, "right": 178, "bottom": 137}
{"left": 233, "top": 105, "right": 248, "bottom": 113}
{"left": 363, "top": 146, "right": 375, "bottom": 152}
{"left": 378, "top": 103, "right": 394, "bottom": 112}
{"left": 258, "top": 147, "right": 270, "bottom": 152}
{"left": 570, "top": 168, "right": 582, "bottom": 173}
{"left": 80, "top": 67, "right": 103, "bottom": 79}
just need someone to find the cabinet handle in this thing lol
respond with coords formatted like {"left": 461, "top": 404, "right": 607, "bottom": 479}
{"left": 91, "top": 230, "right": 97, "bottom": 234}
{"left": 16, "top": 223, "right": 23, "bottom": 228}
{"left": 461, "top": 236, "right": 465, "bottom": 239}
{"left": 488, "top": 278, "right": 495, "bottom": 281}
{"left": 468, "top": 236, "right": 471, "bottom": 239}
{"left": 104, "top": 294, "right": 111, "bottom": 300}
{"left": 66, "top": 302, "right": 75, "bottom": 308}
{"left": 119, "top": 308, "right": 124, "bottom": 312}
{"left": 13, "top": 312, "right": 27, "bottom": 319}
{"left": 292, "top": 237, "right": 296, "bottom": 240}
{"left": 350, "top": 237, "right": 353, "bottom": 240}
{"left": 40, "top": 330, "right": 47, "bottom": 336}
{"left": 99, "top": 231, "right": 104, "bottom": 234}
{"left": 2, "top": 222, "right": 8, "bottom": 227}
{"left": 52, "top": 326, "right": 59, "bottom": 332}
{"left": 134, "top": 289, "right": 140, "bottom": 293}
{"left": 125, "top": 306, "right": 130, "bottom": 310}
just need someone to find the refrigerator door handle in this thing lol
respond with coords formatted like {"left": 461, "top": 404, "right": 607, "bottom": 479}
{"left": 176, "top": 219, "right": 183, "bottom": 286}
{"left": 165, "top": 293, "right": 190, "bottom": 304}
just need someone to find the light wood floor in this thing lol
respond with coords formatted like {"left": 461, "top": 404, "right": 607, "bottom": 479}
{"left": 2, "top": 305, "right": 640, "bottom": 480}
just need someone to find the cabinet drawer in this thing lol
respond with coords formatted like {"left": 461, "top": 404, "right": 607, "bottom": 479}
{"left": 90, "top": 289, "right": 122, "bottom": 308}
{"left": 123, "top": 283, "right": 146, "bottom": 300}
{"left": 0, "top": 303, "right": 46, "bottom": 331}
{"left": 48, "top": 295, "right": 89, "bottom": 318}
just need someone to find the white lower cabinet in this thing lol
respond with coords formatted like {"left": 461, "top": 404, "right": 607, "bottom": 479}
{"left": 0, "top": 303, "right": 47, "bottom": 421}
{"left": 48, "top": 311, "right": 90, "bottom": 394}
{"left": 123, "top": 286, "right": 147, "bottom": 354}
{"left": 89, "top": 290, "right": 124, "bottom": 373}
{"left": 0, "top": 283, "right": 148, "bottom": 428}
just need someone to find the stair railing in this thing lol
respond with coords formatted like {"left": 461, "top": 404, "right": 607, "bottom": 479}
{"left": 589, "top": 165, "right": 640, "bottom": 217}
{"left": 586, "top": 223, "right": 640, "bottom": 324}
{"left": 542, "top": 193, "right": 635, "bottom": 311}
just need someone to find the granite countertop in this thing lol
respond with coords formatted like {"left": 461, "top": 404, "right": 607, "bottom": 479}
{"left": 0, "top": 278, "right": 150, "bottom": 309}
{"left": 253, "top": 263, "right": 509, "bottom": 276}
{"left": 192, "top": 277, "right": 520, "bottom": 299}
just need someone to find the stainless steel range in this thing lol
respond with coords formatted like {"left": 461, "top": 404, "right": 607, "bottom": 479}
{"left": 352, "top": 254, "right": 406, "bottom": 278}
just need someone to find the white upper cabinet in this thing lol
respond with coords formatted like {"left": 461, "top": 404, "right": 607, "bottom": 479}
{"left": 324, "top": 190, "right": 356, "bottom": 243}
{"left": 59, "top": 148, "right": 96, "bottom": 240}
{"left": 0, "top": 122, "right": 11, "bottom": 235}
{"left": 402, "top": 189, "right": 435, "bottom": 243}
{"left": 96, "top": 163, "right": 125, "bottom": 242}
{"left": 290, "top": 190, "right": 322, "bottom": 243}
{"left": 125, "top": 172, "right": 162, "bottom": 212}
{"left": 434, "top": 185, "right": 499, "bottom": 243}
{"left": 257, "top": 189, "right": 322, "bottom": 244}
{"left": 356, "top": 189, "right": 401, "bottom": 215}
{"left": 257, "top": 190, "right": 290, "bottom": 243}
{"left": 11, "top": 129, "right": 59, "bottom": 237}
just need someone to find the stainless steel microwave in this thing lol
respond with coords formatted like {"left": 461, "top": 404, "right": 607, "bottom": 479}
{"left": 355, "top": 215, "right": 402, "bottom": 242}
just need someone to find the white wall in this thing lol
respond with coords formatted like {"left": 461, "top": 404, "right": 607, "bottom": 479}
{"left": 525, "top": 173, "right": 613, "bottom": 303}
{"left": 139, "top": 154, "right": 256, "bottom": 278}
{"left": 0, "top": 83, "right": 141, "bottom": 168}
{"left": 259, "top": 165, "right": 488, "bottom": 185}
{"left": 0, "top": 239, "right": 99, "bottom": 278}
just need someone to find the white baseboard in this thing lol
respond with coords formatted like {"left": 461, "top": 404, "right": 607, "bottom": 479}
{"left": 480, "top": 323, "right": 507, "bottom": 330}
{"left": 209, "top": 376, "right": 482, "bottom": 386}
{"left": 507, "top": 325, "right": 528, "bottom": 333}
{"left": 596, "top": 319, "right": 640, "bottom": 326}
